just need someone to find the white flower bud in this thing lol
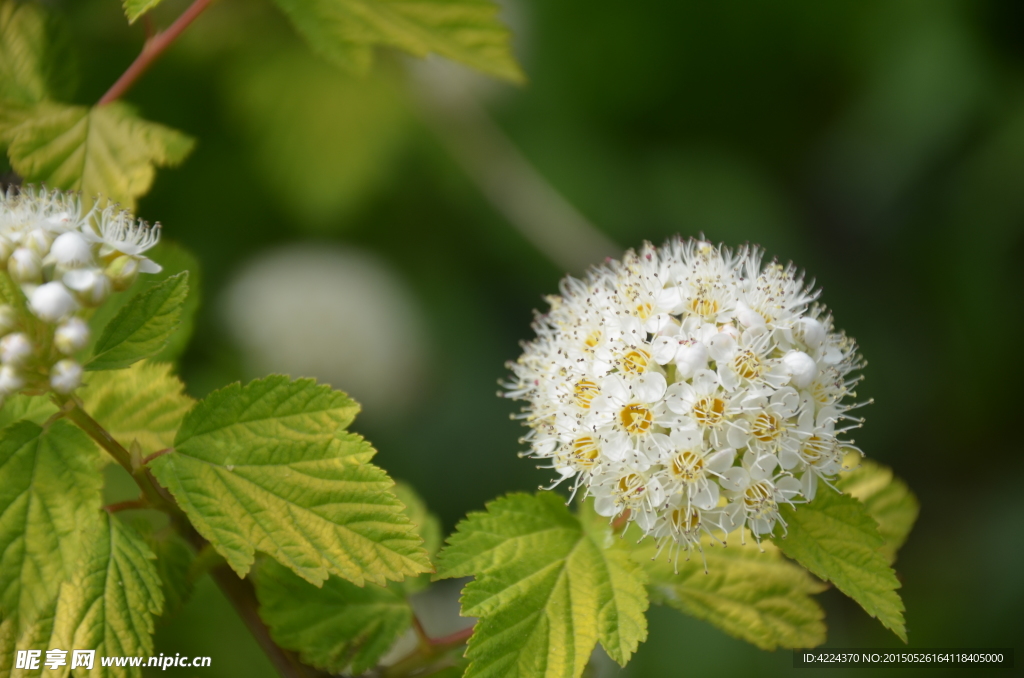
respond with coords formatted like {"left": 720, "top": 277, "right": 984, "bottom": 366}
{"left": 0, "top": 304, "right": 18, "bottom": 336}
{"left": 795, "top": 317, "right": 826, "bottom": 350}
{"left": 674, "top": 340, "right": 709, "bottom": 378}
{"left": 105, "top": 254, "right": 140, "bottom": 291}
{"left": 54, "top": 317, "right": 90, "bottom": 355}
{"left": 782, "top": 350, "right": 818, "bottom": 389}
{"left": 0, "top": 235, "right": 14, "bottom": 264}
{"left": 50, "top": 359, "right": 82, "bottom": 394}
{"left": 8, "top": 247, "right": 42, "bottom": 283}
{"left": 47, "top": 231, "right": 95, "bottom": 268}
{"left": 0, "top": 365, "right": 25, "bottom": 395}
{"left": 0, "top": 332, "right": 33, "bottom": 366}
{"left": 24, "top": 228, "right": 54, "bottom": 256}
{"left": 29, "top": 282, "right": 78, "bottom": 323}
{"left": 735, "top": 300, "right": 766, "bottom": 328}
{"left": 63, "top": 268, "right": 112, "bottom": 307}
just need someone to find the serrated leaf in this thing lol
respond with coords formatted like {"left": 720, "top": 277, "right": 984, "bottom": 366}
{"left": 48, "top": 512, "right": 164, "bottom": 678}
{"left": 86, "top": 241, "right": 202, "bottom": 363}
{"left": 80, "top": 361, "right": 193, "bottom": 456}
{"left": 434, "top": 493, "right": 648, "bottom": 677}
{"left": 0, "top": 394, "right": 57, "bottom": 428}
{"left": 149, "top": 376, "right": 431, "bottom": 586}
{"left": 5, "top": 101, "right": 194, "bottom": 210}
{"left": 393, "top": 481, "right": 442, "bottom": 594}
{"left": 256, "top": 558, "right": 412, "bottom": 674}
{"left": 0, "top": 420, "right": 103, "bottom": 631}
{"left": 271, "top": 0, "right": 523, "bottom": 83}
{"left": 144, "top": 526, "right": 194, "bottom": 621}
{"left": 122, "top": 0, "right": 164, "bottom": 24}
{"left": 87, "top": 272, "right": 189, "bottom": 371}
{"left": 0, "top": 0, "right": 76, "bottom": 111}
{"left": 836, "top": 460, "right": 919, "bottom": 563}
{"left": 773, "top": 489, "right": 907, "bottom": 642}
{"left": 627, "top": 526, "right": 826, "bottom": 650}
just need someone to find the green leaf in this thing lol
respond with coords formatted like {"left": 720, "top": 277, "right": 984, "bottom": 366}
{"left": 5, "top": 101, "right": 194, "bottom": 210}
{"left": 48, "top": 512, "right": 164, "bottom": 677}
{"left": 80, "top": 360, "right": 193, "bottom": 456}
{"left": 0, "top": 0, "right": 76, "bottom": 111}
{"left": 0, "top": 394, "right": 57, "bottom": 428}
{"left": 835, "top": 460, "right": 919, "bottom": 563}
{"left": 122, "top": 0, "right": 164, "bottom": 24}
{"left": 88, "top": 272, "right": 189, "bottom": 371}
{"left": 773, "top": 489, "right": 907, "bottom": 642}
{"left": 630, "top": 529, "right": 826, "bottom": 650}
{"left": 393, "top": 481, "right": 442, "bottom": 594}
{"left": 271, "top": 0, "right": 523, "bottom": 83}
{"left": 86, "top": 241, "right": 202, "bottom": 363}
{"left": 0, "top": 420, "right": 103, "bottom": 631}
{"left": 256, "top": 558, "right": 412, "bottom": 674}
{"left": 149, "top": 376, "right": 431, "bottom": 586}
{"left": 434, "top": 493, "right": 648, "bottom": 676}
{"left": 146, "top": 526, "right": 195, "bottom": 621}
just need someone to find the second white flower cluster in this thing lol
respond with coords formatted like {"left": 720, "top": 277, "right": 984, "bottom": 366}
{"left": 505, "top": 237, "right": 867, "bottom": 567}
{"left": 0, "top": 187, "right": 162, "bottom": 402}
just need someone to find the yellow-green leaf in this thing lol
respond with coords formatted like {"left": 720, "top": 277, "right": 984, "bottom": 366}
{"left": 122, "top": 0, "right": 164, "bottom": 24}
{"left": 149, "top": 376, "right": 431, "bottom": 587}
{"left": 271, "top": 0, "right": 523, "bottom": 83}
{"left": 0, "top": 0, "right": 76, "bottom": 110}
{"left": 773, "top": 489, "right": 907, "bottom": 642}
{"left": 255, "top": 559, "right": 412, "bottom": 674}
{"left": 6, "top": 101, "right": 194, "bottom": 210}
{"left": 79, "top": 361, "right": 193, "bottom": 457}
{"left": 434, "top": 493, "right": 649, "bottom": 677}
{"left": 629, "top": 527, "right": 827, "bottom": 650}
{"left": 836, "top": 460, "right": 919, "bottom": 563}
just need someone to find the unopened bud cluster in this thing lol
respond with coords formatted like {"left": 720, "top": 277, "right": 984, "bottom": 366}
{"left": 504, "top": 237, "right": 867, "bottom": 568}
{"left": 0, "top": 187, "right": 162, "bottom": 403}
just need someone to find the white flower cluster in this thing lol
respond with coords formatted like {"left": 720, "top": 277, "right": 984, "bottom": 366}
{"left": 504, "top": 237, "right": 867, "bottom": 566}
{"left": 0, "top": 186, "right": 162, "bottom": 403}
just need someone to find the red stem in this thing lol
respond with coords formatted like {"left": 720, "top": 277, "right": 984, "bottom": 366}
{"left": 97, "top": 0, "right": 214, "bottom": 106}
{"left": 429, "top": 624, "right": 475, "bottom": 647}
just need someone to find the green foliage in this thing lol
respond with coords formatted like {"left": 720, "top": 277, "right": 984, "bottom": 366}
{"left": 836, "top": 460, "right": 919, "bottom": 563}
{"left": 0, "top": 394, "right": 56, "bottom": 428}
{"left": 47, "top": 513, "right": 164, "bottom": 677}
{"left": 122, "top": 0, "right": 164, "bottom": 25}
{"left": 633, "top": 531, "right": 827, "bottom": 650}
{"left": 149, "top": 376, "right": 431, "bottom": 586}
{"left": 5, "top": 101, "right": 194, "bottom": 210}
{"left": 435, "top": 493, "right": 648, "bottom": 678}
{"left": 87, "top": 272, "right": 189, "bottom": 371}
{"left": 256, "top": 559, "right": 412, "bottom": 674}
{"left": 271, "top": 0, "right": 523, "bottom": 83}
{"left": 145, "top": 526, "right": 195, "bottom": 621}
{"left": 80, "top": 360, "right": 193, "bottom": 455}
{"left": 86, "top": 242, "right": 202, "bottom": 364}
{"left": 0, "top": 420, "right": 103, "bottom": 632}
{"left": 773, "top": 489, "right": 907, "bottom": 642}
{"left": 394, "top": 481, "right": 443, "bottom": 594}
{"left": 0, "top": 0, "right": 75, "bottom": 127}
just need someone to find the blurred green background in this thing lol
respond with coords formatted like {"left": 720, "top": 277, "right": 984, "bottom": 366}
{"left": 27, "top": 0, "right": 1024, "bottom": 675}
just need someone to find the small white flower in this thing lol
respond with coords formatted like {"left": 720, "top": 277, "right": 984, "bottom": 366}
{"left": 83, "top": 207, "right": 162, "bottom": 273}
{"left": 45, "top": 231, "right": 95, "bottom": 268}
{"left": 0, "top": 332, "right": 33, "bottom": 366}
{"left": 0, "top": 364, "right": 25, "bottom": 395}
{"left": 63, "top": 268, "right": 112, "bottom": 307}
{"left": 54, "top": 317, "right": 90, "bottom": 355}
{"left": 29, "top": 282, "right": 78, "bottom": 322}
{"left": 782, "top": 349, "right": 818, "bottom": 388}
{"left": 8, "top": 247, "right": 42, "bottom": 283}
{"left": 50, "top": 359, "right": 82, "bottom": 394}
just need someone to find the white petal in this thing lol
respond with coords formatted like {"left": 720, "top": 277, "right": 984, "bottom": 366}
{"left": 776, "top": 475, "right": 802, "bottom": 501}
{"left": 778, "top": 447, "right": 802, "bottom": 470}
{"left": 692, "top": 482, "right": 719, "bottom": 510}
{"left": 720, "top": 467, "right": 749, "bottom": 492}
{"left": 708, "top": 333, "right": 735, "bottom": 361}
{"left": 706, "top": 448, "right": 735, "bottom": 474}
{"left": 138, "top": 257, "right": 162, "bottom": 274}
{"left": 634, "top": 372, "right": 667, "bottom": 402}
{"left": 594, "top": 496, "right": 618, "bottom": 517}
{"left": 802, "top": 472, "right": 817, "bottom": 501}
{"left": 651, "top": 336, "right": 677, "bottom": 364}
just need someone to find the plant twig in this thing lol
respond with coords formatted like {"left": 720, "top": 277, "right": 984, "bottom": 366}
{"left": 103, "top": 497, "right": 149, "bottom": 513}
{"left": 97, "top": 0, "right": 214, "bottom": 105}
